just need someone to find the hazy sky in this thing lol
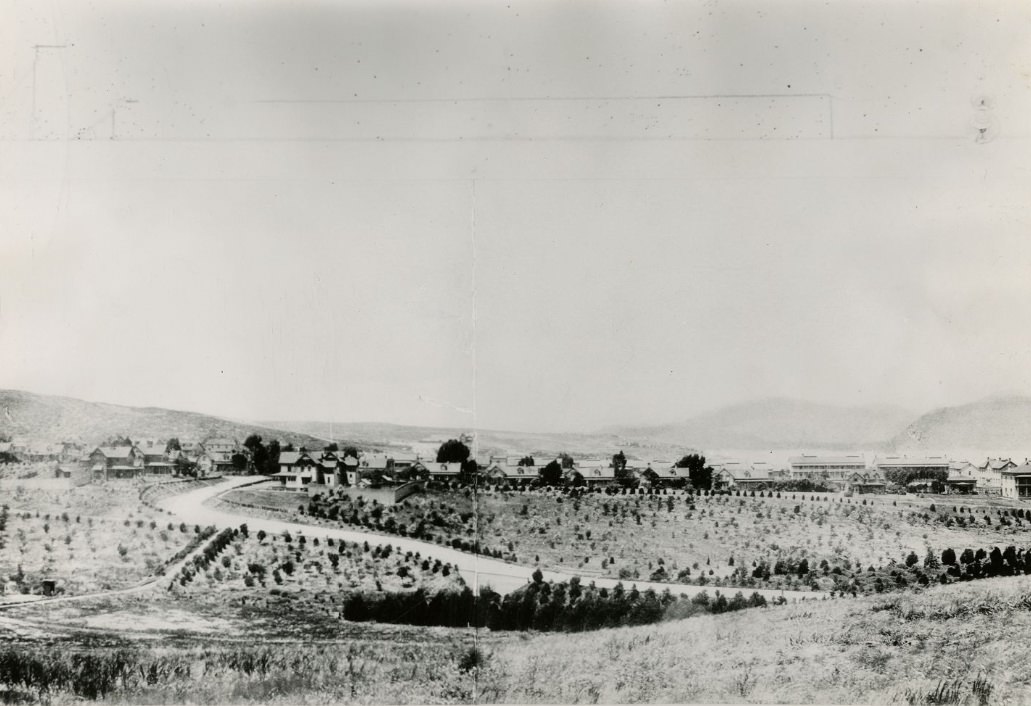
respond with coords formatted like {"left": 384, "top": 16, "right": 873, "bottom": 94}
{"left": 2, "top": 1, "right": 1031, "bottom": 432}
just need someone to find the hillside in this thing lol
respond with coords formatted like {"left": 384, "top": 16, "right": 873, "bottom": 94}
{"left": 0, "top": 389, "right": 325, "bottom": 448}
{"left": 891, "top": 395, "right": 1031, "bottom": 454}
{"left": 261, "top": 420, "right": 693, "bottom": 460}
{"left": 607, "top": 397, "right": 915, "bottom": 450}
{"left": 485, "top": 575, "right": 1031, "bottom": 703}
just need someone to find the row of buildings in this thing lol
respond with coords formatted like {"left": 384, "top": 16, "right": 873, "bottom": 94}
{"left": 708, "top": 455, "right": 1031, "bottom": 498}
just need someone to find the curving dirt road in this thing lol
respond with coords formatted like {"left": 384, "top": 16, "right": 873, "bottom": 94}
{"left": 157, "top": 476, "right": 825, "bottom": 601}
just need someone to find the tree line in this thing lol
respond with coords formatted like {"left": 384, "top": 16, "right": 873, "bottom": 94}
{"left": 340, "top": 573, "right": 771, "bottom": 632}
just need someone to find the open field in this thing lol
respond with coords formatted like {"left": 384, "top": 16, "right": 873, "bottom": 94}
{"left": 229, "top": 484, "right": 1031, "bottom": 593}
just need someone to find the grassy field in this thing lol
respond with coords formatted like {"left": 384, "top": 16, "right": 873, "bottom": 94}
{"left": 0, "top": 617, "right": 485, "bottom": 705}
{"left": 480, "top": 574, "right": 1031, "bottom": 704}
{"left": 228, "top": 485, "right": 1031, "bottom": 592}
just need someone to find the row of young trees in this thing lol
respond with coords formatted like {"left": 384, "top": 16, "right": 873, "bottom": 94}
{"left": 339, "top": 575, "right": 771, "bottom": 632}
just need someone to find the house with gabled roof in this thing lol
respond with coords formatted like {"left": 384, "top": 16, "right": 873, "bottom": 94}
{"left": 88, "top": 446, "right": 144, "bottom": 481}
{"left": 137, "top": 442, "right": 175, "bottom": 475}
{"left": 973, "top": 458, "right": 1016, "bottom": 493}
{"left": 273, "top": 450, "right": 320, "bottom": 489}
{"left": 1000, "top": 463, "right": 1031, "bottom": 499}
{"left": 946, "top": 462, "right": 977, "bottom": 493}
{"left": 571, "top": 459, "right": 617, "bottom": 486}
{"left": 411, "top": 460, "right": 464, "bottom": 480}
{"left": 713, "top": 461, "right": 772, "bottom": 490}
{"left": 202, "top": 437, "right": 239, "bottom": 455}
{"left": 484, "top": 456, "right": 538, "bottom": 484}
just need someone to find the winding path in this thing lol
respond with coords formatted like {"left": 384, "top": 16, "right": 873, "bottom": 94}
{"left": 157, "top": 477, "right": 825, "bottom": 600}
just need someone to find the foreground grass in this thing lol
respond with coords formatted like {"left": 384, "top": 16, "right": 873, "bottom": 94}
{"left": 5, "top": 576, "right": 1031, "bottom": 703}
{"left": 0, "top": 631, "right": 483, "bottom": 705}
{"left": 484, "top": 575, "right": 1031, "bottom": 704}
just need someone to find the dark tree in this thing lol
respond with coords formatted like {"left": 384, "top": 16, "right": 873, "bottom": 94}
{"left": 231, "top": 453, "right": 248, "bottom": 471}
{"left": 324, "top": 442, "right": 340, "bottom": 452}
{"left": 676, "top": 454, "right": 712, "bottom": 491}
{"left": 437, "top": 439, "right": 471, "bottom": 463}
{"left": 612, "top": 451, "right": 627, "bottom": 473}
{"left": 518, "top": 456, "right": 535, "bottom": 467}
{"left": 559, "top": 453, "right": 575, "bottom": 470}
{"left": 244, "top": 435, "right": 268, "bottom": 475}
{"left": 540, "top": 460, "right": 563, "bottom": 486}
{"left": 941, "top": 547, "right": 957, "bottom": 566}
{"left": 165, "top": 437, "right": 182, "bottom": 453}
{"left": 265, "top": 439, "right": 281, "bottom": 474}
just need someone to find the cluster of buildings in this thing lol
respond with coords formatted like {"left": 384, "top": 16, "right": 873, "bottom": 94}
{"left": 0, "top": 437, "right": 247, "bottom": 481}
{"left": 709, "top": 454, "right": 1031, "bottom": 498}
{"left": 8, "top": 433, "right": 1031, "bottom": 501}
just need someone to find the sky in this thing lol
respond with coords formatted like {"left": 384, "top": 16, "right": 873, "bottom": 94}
{"left": 1, "top": 0, "right": 1031, "bottom": 432}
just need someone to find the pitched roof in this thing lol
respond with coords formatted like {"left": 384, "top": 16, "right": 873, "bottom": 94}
{"left": 716, "top": 466, "right": 771, "bottom": 481}
{"left": 278, "top": 451, "right": 312, "bottom": 466}
{"left": 97, "top": 446, "right": 135, "bottom": 459}
{"left": 1000, "top": 463, "right": 1031, "bottom": 476}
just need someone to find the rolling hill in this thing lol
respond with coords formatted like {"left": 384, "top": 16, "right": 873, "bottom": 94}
{"left": 259, "top": 419, "right": 691, "bottom": 461}
{"left": 606, "top": 398, "right": 916, "bottom": 450}
{"left": 890, "top": 395, "right": 1031, "bottom": 454}
{"left": 0, "top": 389, "right": 326, "bottom": 448}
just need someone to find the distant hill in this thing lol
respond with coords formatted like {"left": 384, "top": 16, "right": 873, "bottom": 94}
{"left": 261, "top": 420, "right": 692, "bottom": 461}
{"left": 0, "top": 389, "right": 326, "bottom": 448}
{"left": 606, "top": 398, "right": 915, "bottom": 450}
{"left": 890, "top": 396, "right": 1031, "bottom": 453}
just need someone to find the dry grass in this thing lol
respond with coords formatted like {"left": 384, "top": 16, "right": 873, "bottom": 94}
{"left": 481, "top": 575, "right": 1031, "bottom": 704}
